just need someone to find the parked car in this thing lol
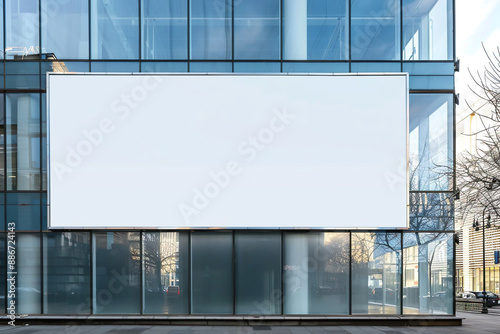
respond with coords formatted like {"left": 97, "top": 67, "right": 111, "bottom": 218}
{"left": 457, "top": 292, "right": 477, "bottom": 299}
{"left": 470, "top": 291, "right": 499, "bottom": 307}
{"left": 165, "top": 285, "right": 180, "bottom": 297}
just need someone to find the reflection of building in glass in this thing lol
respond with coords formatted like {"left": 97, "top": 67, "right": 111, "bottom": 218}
{"left": 0, "top": 0, "right": 456, "bottom": 321}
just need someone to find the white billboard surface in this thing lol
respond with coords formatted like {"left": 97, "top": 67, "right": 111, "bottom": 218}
{"left": 48, "top": 73, "right": 408, "bottom": 229}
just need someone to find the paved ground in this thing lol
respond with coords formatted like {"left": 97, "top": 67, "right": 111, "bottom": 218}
{"left": 0, "top": 310, "right": 498, "bottom": 333}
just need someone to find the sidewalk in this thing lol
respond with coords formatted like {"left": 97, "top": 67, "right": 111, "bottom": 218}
{"left": 0, "top": 311, "right": 497, "bottom": 333}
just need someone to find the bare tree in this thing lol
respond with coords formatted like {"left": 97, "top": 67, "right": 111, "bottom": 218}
{"left": 456, "top": 45, "right": 500, "bottom": 224}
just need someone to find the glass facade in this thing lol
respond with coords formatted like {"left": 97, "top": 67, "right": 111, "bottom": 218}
{"left": 0, "top": 0, "right": 455, "bottom": 317}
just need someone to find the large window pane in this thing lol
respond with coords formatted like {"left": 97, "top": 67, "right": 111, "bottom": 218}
{"left": 191, "top": 232, "right": 233, "bottom": 314}
{"left": 351, "top": 0, "right": 400, "bottom": 60}
{"left": 10, "top": 233, "right": 41, "bottom": 314}
{"left": 190, "top": 0, "right": 232, "bottom": 60}
{"left": 403, "top": 233, "right": 453, "bottom": 314}
{"left": 234, "top": 0, "right": 280, "bottom": 60}
{"left": 93, "top": 232, "right": 140, "bottom": 314}
{"left": 352, "top": 233, "right": 401, "bottom": 314}
{"left": 403, "top": 0, "right": 453, "bottom": 60}
{"left": 284, "top": 0, "right": 348, "bottom": 60}
{"left": 6, "top": 193, "right": 40, "bottom": 231}
{"left": 0, "top": 95, "right": 4, "bottom": 190}
{"left": 410, "top": 192, "right": 454, "bottom": 231}
{"left": 6, "top": 94, "right": 41, "bottom": 191}
{"left": 143, "top": 232, "right": 188, "bottom": 314}
{"left": 284, "top": 232, "right": 349, "bottom": 315}
{"left": 142, "top": 0, "right": 187, "bottom": 59}
{"left": 42, "top": 0, "right": 89, "bottom": 59}
{"left": 0, "top": 234, "right": 5, "bottom": 313}
{"left": 43, "top": 232, "right": 91, "bottom": 314}
{"left": 409, "top": 94, "right": 453, "bottom": 191}
{"left": 91, "top": 0, "right": 139, "bottom": 59}
{"left": 235, "top": 232, "right": 281, "bottom": 315}
{"left": 5, "top": 0, "right": 39, "bottom": 59}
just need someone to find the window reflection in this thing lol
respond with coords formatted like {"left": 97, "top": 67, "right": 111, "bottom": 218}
{"left": 6, "top": 94, "right": 41, "bottom": 191}
{"left": 352, "top": 233, "right": 401, "bottom": 314}
{"left": 403, "top": 233, "right": 453, "bottom": 314}
{"left": 93, "top": 232, "right": 140, "bottom": 314}
{"left": 234, "top": 0, "right": 280, "bottom": 60}
{"left": 5, "top": 0, "right": 40, "bottom": 59}
{"left": 409, "top": 94, "right": 453, "bottom": 191}
{"left": 190, "top": 0, "right": 232, "bottom": 60}
{"left": 142, "top": 0, "right": 187, "bottom": 60}
{"left": 143, "top": 232, "right": 188, "bottom": 314}
{"left": 284, "top": 232, "right": 349, "bottom": 315}
{"left": 351, "top": 0, "right": 400, "bottom": 60}
{"left": 91, "top": 0, "right": 139, "bottom": 59}
{"left": 403, "top": 0, "right": 453, "bottom": 60}
{"left": 42, "top": 0, "right": 89, "bottom": 59}
{"left": 43, "top": 233, "right": 91, "bottom": 314}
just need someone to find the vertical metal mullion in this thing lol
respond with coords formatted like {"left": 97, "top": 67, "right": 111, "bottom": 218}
{"left": 400, "top": 231, "right": 404, "bottom": 315}
{"left": 138, "top": 0, "right": 142, "bottom": 71}
{"left": 349, "top": 231, "right": 352, "bottom": 315}
{"left": 348, "top": 0, "right": 351, "bottom": 72}
{"left": 139, "top": 231, "right": 143, "bottom": 314}
{"left": 232, "top": 230, "right": 236, "bottom": 315}
{"left": 280, "top": 231, "right": 284, "bottom": 315}
{"left": 187, "top": 0, "right": 190, "bottom": 72}
{"left": 187, "top": 231, "right": 191, "bottom": 314}
{"left": 400, "top": 0, "right": 403, "bottom": 71}
{"left": 89, "top": 231, "right": 94, "bottom": 314}
{"left": 280, "top": 0, "right": 283, "bottom": 73}
{"left": 88, "top": 0, "right": 92, "bottom": 62}
{"left": 231, "top": 0, "right": 235, "bottom": 72}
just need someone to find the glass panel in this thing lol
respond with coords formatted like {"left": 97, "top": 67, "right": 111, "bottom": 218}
{"left": 10, "top": 233, "right": 41, "bottom": 314}
{"left": 283, "top": 232, "right": 349, "bottom": 315}
{"left": 6, "top": 193, "right": 40, "bottom": 231}
{"left": 409, "top": 94, "right": 453, "bottom": 191}
{"left": 0, "top": 2, "right": 3, "bottom": 59}
{"left": 0, "top": 234, "right": 5, "bottom": 313}
{"left": 141, "top": 61, "right": 187, "bottom": 72}
{"left": 403, "top": 233, "right": 453, "bottom": 314}
{"left": 403, "top": 62, "right": 454, "bottom": 75}
{"left": 6, "top": 94, "right": 41, "bottom": 191}
{"left": 142, "top": 0, "right": 187, "bottom": 60}
{"left": 42, "top": 0, "right": 89, "bottom": 59}
{"left": 350, "top": 62, "right": 400, "bottom": 72}
{"left": 0, "top": 95, "right": 4, "bottom": 190}
{"left": 5, "top": 0, "right": 40, "bottom": 59}
{"left": 403, "top": 0, "right": 453, "bottom": 60}
{"left": 352, "top": 232, "right": 401, "bottom": 314}
{"left": 283, "top": 62, "right": 349, "bottom": 73}
{"left": 235, "top": 232, "right": 281, "bottom": 315}
{"left": 43, "top": 232, "right": 91, "bottom": 314}
{"left": 90, "top": 61, "right": 140, "bottom": 72}
{"left": 5, "top": 61, "right": 39, "bottom": 89}
{"left": 191, "top": 232, "right": 233, "bottom": 314}
{"left": 284, "top": 0, "right": 348, "bottom": 60}
{"left": 143, "top": 232, "right": 189, "bottom": 314}
{"left": 190, "top": 0, "right": 232, "bottom": 60}
{"left": 189, "top": 62, "right": 232, "bottom": 73}
{"left": 41, "top": 94, "right": 46, "bottom": 190}
{"left": 91, "top": 0, "right": 139, "bottom": 59}
{"left": 93, "top": 232, "right": 140, "bottom": 314}
{"left": 409, "top": 75, "right": 454, "bottom": 90}
{"left": 234, "top": 0, "right": 280, "bottom": 60}
{"left": 351, "top": 0, "right": 401, "bottom": 60}
{"left": 233, "top": 62, "right": 281, "bottom": 73}
{"left": 409, "top": 192, "right": 454, "bottom": 231}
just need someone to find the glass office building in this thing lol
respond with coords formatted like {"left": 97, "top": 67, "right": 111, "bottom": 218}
{"left": 0, "top": 0, "right": 455, "bottom": 318}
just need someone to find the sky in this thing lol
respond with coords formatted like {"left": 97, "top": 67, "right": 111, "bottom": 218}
{"left": 455, "top": 0, "right": 500, "bottom": 114}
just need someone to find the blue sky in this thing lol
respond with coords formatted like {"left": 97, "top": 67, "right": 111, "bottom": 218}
{"left": 456, "top": 0, "right": 500, "bottom": 104}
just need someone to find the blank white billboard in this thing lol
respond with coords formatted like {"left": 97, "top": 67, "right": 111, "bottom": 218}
{"left": 47, "top": 73, "right": 408, "bottom": 229}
